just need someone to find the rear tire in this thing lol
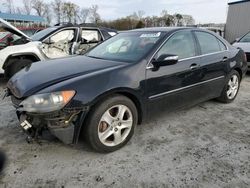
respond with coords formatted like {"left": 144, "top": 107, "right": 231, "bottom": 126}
{"left": 217, "top": 70, "right": 240, "bottom": 103}
{"left": 7, "top": 58, "right": 33, "bottom": 78}
{"left": 83, "top": 95, "right": 138, "bottom": 153}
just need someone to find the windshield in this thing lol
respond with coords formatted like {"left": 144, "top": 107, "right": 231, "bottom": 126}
{"left": 31, "top": 27, "right": 58, "bottom": 41}
{"left": 239, "top": 32, "right": 250, "bottom": 43}
{"left": 86, "top": 32, "right": 165, "bottom": 63}
{"left": 0, "top": 31, "right": 21, "bottom": 43}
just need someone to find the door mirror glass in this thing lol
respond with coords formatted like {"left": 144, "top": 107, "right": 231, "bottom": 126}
{"left": 152, "top": 54, "right": 179, "bottom": 67}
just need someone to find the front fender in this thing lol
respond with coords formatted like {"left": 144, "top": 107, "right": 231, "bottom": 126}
{"left": 1, "top": 42, "right": 46, "bottom": 70}
{"left": 36, "top": 62, "right": 146, "bottom": 119}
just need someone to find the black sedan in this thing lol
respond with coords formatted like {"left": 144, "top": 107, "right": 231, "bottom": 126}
{"left": 7, "top": 27, "right": 247, "bottom": 152}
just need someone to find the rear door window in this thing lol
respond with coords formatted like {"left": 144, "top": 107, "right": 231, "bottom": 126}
{"left": 195, "top": 31, "right": 225, "bottom": 55}
{"left": 81, "top": 29, "right": 102, "bottom": 42}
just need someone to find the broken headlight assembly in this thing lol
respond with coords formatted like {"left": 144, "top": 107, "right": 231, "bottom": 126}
{"left": 19, "top": 91, "right": 76, "bottom": 113}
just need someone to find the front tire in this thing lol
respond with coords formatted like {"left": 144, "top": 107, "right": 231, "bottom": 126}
{"left": 217, "top": 70, "right": 240, "bottom": 103}
{"left": 84, "top": 95, "right": 138, "bottom": 153}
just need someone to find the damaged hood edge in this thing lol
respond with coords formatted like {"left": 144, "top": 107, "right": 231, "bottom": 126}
{"left": 0, "top": 18, "right": 31, "bottom": 41}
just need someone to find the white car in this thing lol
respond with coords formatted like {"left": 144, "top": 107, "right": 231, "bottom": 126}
{"left": 0, "top": 18, "right": 117, "bottom": 77}
{"left": 233, "top": 31, "right": 250, "bottom": 71}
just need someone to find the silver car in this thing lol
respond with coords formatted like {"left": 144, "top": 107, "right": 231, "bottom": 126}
{"left": 233, "top": 31, "right": 250, "bottom": 71}
{"left": 0, "top": 18, "right": 117, "bottom": 77}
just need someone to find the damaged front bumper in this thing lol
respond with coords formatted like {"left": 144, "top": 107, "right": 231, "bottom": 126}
{"left": 12, "top": 96, "right": 89, "bottom": 144}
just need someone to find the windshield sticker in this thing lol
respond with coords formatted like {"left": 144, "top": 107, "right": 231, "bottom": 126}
{"left": 140, "top": 32, "right": 161, "bottom": 38}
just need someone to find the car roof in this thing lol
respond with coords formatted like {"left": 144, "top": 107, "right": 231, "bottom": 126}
{"left": 128, "top": 27, "right": 195, "bottom": 33}
{"left": 54, "top": 23, "right": 117, "bottom": 32}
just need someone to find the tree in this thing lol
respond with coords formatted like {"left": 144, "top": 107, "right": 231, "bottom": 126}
{"left": 61, "top": 2, "right": 79, "bottom": 23}
{"left": 32, "top": 0, "right": 52, "bottom": 25}
{"left": 89, "top": 5, "right": 101, "bottom": 24}
{"left": 137, "top": 10, "right": 145, "bottom": 20}
{"left": 52, "top": 0, "right": 64, "bottom": 23}
{"left": 181, "top": 15, "right": 195, "bottom": 26}
{"left": 165, "top": 15, "right": 175, "bottom": 26}
{"left": 23, "top": 0, "right": 32, "bottom": 15}
{"left": 44, "top": 4, "right": 52, "bottom": 25}
{"left": 78, "top": 8, "right": 89, "bottom": 23}
{"left": 174, "top": 13, "right": 183, "bottom": 26}
{"left": 32, "top": 0, "right": 45, "bottom": 16}
{"left": 99, "top": 10, "right": 195, "bottom": 30}
{"left": 3, "top": 0, "right": 15, "bottom": 14}
{"left": 16, "top": 0, "right": 32, "bottom": 15}
{"left": 136, "top": 20, "right": 145, "bottom": 28}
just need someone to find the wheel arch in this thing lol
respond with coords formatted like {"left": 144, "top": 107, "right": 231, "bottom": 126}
{"left": 89, "top": 88, "right": 144, "bottom": 125}
{"left": 234, "top": 67, "right": 242, "bottom": 81}
{"left": 75, "top": 88, "right": 144, "bottom": 144}
{"left": 3, "top": 53, "right": 40, "bottom": 70}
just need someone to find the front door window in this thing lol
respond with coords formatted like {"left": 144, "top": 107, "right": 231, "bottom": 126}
{"left": 42, "top": 29, "right": 77, "bottom": 59}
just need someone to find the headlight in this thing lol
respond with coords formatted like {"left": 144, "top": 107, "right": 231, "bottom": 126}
{"left": 19, "top": 91, "right": 75, "bottom": 113}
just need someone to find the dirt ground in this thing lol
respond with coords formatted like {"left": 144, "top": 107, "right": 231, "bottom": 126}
{"left": 0, "top": 75, "right": 250, "bottom": 188}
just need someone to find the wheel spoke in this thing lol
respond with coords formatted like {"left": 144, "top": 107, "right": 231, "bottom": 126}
{"left": 114, "top": 130, "right": 123, "bottom": 144}
{"left": 101, "top": 111, "right": 115, "bottom": 125}
{"left": 232, "top": 76, "right": 237, "bottom": 85}
{"left": 120, "top": 119, "right": 133, "bottom": 129}
{"left": 227, "top": 89, "right": 232, "bottom": 96}
{"left": 117, "top": 105, "right": 127, "bottom": 120}
{"left": 228, "top": 80, "right": 233, "bottom": 88}
{"left": 99, "top": 127, "right": 114, "bottom": 142}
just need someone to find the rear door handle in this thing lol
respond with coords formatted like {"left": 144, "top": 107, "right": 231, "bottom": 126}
{"left": 190, "top": 63, "right": 199, "bottom": 70}
{"left": 222, "top": 57, "right": 228, "bottom": 62}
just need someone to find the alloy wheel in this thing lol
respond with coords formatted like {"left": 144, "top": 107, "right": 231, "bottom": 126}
{"left": 98, "top": 105, "right": 133, "bottom": 147}
{"left": 227, "top": 74, "right": 239, "bottom": 100}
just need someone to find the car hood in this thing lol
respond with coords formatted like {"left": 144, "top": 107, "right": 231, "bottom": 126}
{"left": 0, "top": 18, "right": 31, "bottom": 40}
{"left": 233, "top": 42, "right": 250, "bottom": 52}
{"left": 7, "top": 56, "right": 127, "bottom": 98}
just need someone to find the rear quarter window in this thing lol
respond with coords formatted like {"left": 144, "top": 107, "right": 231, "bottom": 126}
{"left": 195, "top": 31, "right": 226, "bottom": 55}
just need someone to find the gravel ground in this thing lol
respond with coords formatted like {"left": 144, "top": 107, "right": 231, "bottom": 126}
{"left": 0, "top": 75, "right": 250, "bottom": 188}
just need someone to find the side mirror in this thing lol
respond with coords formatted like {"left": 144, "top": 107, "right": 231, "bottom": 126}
{"left": 152, "top": 54, "right": 179, "bottom": 68}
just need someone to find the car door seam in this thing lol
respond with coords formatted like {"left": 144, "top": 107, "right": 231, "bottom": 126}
{"left": 148, "top": 76, "right": 225, "bottom": 99}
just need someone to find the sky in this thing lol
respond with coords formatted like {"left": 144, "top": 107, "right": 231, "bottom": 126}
{"left": 9, "top": 0, "right": 244, "bottom": 24}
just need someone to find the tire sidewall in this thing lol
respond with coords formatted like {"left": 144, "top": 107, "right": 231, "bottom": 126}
{"left": 85, "top": 95, "right": 138, "bottom": 153}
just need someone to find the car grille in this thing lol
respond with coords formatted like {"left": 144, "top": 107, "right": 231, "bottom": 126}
{"left": 246, "top": 52, "right": 250, "bottom": 62}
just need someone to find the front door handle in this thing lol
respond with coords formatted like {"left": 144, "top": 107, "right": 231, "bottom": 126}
{"left": 190, "top": 64, "right": 199, "bottom": 70}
